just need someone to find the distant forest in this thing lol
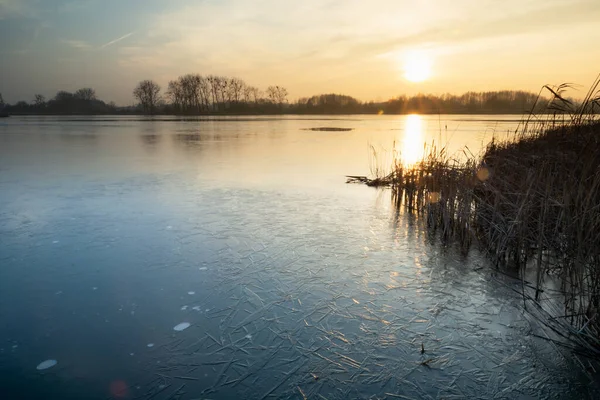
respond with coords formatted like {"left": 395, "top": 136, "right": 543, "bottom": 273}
{"left": 0, "top": 75, "right": 579, "bottom": 116}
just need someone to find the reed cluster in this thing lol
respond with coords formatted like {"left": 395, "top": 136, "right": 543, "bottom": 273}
{"left": 349, "top": 77, "right": 600, "bottom": 353}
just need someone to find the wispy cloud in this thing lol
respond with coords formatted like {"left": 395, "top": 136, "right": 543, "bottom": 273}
{"left": 109, "top": 0, "right": 599, "bottom": 101}
{"left": 126, "top": 0, "right": 597, "bottom": 70}
{"left": 62, "top": 32, "right": 134, "bottom": 52}
{"left": 100, "top": 32, "right": 134, "bottom": 49}
{"left": 117, "top": 0, "right": 589, "bottom": 74}
{"left": 62, "top": 39, "right": 92, "bottom": 50}
{"left": 3, "top": 0, "right": 598, "bottom": 104}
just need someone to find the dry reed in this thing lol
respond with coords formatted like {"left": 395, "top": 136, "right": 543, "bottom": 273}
{"left": 348, "top": 76, "right": 600, "bottom": 354}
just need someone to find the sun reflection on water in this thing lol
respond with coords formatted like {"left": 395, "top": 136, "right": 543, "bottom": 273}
{"left": 398, "top": 114, "right": 425, "bottom": 166}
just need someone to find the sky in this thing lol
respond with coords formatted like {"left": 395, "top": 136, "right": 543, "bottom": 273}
{"left": 1, "top": 0, "right": 599, "bottom": 105}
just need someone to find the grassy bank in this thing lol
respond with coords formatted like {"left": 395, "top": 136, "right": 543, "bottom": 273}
{"left": 349, "top": 79, "right": 600, "bottom": 355}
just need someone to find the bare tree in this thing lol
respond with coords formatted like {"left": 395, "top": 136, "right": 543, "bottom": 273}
{"left": 267, "top": 85, "right": 288, "bottom": 107}
{"left": 243, "top": 85, "right": 253, "bottom": 103}
{"left": 198, "top": 76, "right": 211, "bottom": 111}
{"left": 161, "top": 74, "right": 279, "bottom": 114}
{"left": 54, "top": 91, "right": 74, "bottom": 102}
{"left": 212, "top": 76, "right": 228, "bottom": 109}
{"left": 167, "top": 80, "right": 183, "bottom": 112}
{"left": 220, "top": 77, "right": 231, "bottom": 106}
{"left": 133, "top": 80, "right": 161, "bottom": 115}
{"left": 0, "top": 93, "right": 4, "bottom": 107}
{"left": 207, "top": 75, "right": 224, "bottom": 111}
{"left": 74, "top": 88, "right": 96, "bottom": 101}
{"left": 242, "top": 86, "right": 262, "bottom": 105}
{"left": 181, "top": 74, "right": 202, "bottom": 113}
{"left": 229, "top": 78, "right": 245, "bottom": 103}
{"left": 250, "top": 87, "right": 263, "bottom": 104}
{"left": 34, "top": 94, "right": 46, "bottom": 107}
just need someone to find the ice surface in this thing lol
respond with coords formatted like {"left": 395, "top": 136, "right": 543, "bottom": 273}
{"left": 1, "top": 116, "right": 597, "bottom": 399}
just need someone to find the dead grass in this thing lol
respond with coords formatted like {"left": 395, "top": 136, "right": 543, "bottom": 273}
{"left": 348, "top": 75, "right": 600, "bottom": 354}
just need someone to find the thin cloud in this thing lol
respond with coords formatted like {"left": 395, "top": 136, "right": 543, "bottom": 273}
{"left": 62, "top": 39, "right": 92, "bottom": 49}
{"left": 100, "top": 32, "right": 134, "bottom": 49}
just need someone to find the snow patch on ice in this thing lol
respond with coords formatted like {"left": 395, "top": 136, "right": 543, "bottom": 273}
{"left": 36, "top": 360, "right": 57, "bottom": 370}
{"left": 173, "top": 322, "right": 191, "bottom": 331}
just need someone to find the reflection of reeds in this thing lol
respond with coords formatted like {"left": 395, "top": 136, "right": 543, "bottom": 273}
{"left": 349, "top": 76, "right": 600, "bottom": 353}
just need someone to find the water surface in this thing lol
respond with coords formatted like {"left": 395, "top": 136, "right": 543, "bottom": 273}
{"left": 0, "top": 115, "right": 597, "bottom": 399}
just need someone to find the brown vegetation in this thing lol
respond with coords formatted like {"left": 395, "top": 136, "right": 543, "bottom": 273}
{"left": 349, "top": 77, "right": 600, "bottom": 354}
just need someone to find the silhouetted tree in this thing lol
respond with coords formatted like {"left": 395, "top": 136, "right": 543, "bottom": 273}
{"left": 297, "top": 93, "right": 362, "bottom": 114}
{"left": 165, "top": 74, "right": 267, "bottom": 114}
{"left": 40, "top": 90, "right": 115, "bottom": 114}
{"left": 133, "top": 80, "right": 161, "bottom": 115}
{"left": 74, "top": 88, "right": 96, "bottom": 101}
{"left": 209, "top": 75, "right": 228, "bottom": 111}
{"left": 4, "top": 80, "right": 560, "bottom": 116}
{"left": 34, "top": 94, "right": 46, "bottom": 108}
{"left": 167, "top": 80, "right": 183, "bottom": 112}
{"left": 179, "top": 74, "right": 204, "bottom": 113}
{"left": 54, "top": 91, "right": 74, "bottom": 102}
{"left": 228, "top": 78, "right": 245, "bottom": 104}
{"left": 0, "top": 93, "right": 4, "bottom": 107}
{"left": 382, "top": 90, "right": 543, "bottom": 114}
{"left": 13, "top": 101, "right": 30, "bottom": 112}
{"left": 266, "top": 85, "right": 288, "bottom": 107}
{"left": 248, "top": 87, "right": 262, "bottom": 104}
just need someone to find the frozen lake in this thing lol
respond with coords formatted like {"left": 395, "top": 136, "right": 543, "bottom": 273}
{"left": 0, "top": 115, "right": 597, "bottom": 399}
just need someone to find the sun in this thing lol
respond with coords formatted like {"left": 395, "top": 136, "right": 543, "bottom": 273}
{"left": 403, "top": 52, "right": 432, "bottom": 83}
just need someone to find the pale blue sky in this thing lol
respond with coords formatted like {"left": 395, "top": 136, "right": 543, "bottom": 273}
{"left": 1, "top": 0, "right": 599, "bottom": 105}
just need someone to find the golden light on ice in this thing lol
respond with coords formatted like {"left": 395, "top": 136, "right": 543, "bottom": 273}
{"left": 403, "top": 51, "right": 432, "bottom": 83}
{"left": 399, "top": 114, "right": 424, "bottom": 166}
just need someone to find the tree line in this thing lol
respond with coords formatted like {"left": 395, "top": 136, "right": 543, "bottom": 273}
{"left": 382, "top": 91, "right": 548, "bottom": 114}
{"left": 131, "top": 76, "right": 554, "bottom": 115}
{"left": 133, "top": 75, "right": 289, "bottom": 115}
{"left": 0, "top": 77, "right": 571, "bottom": 116}
{"left": 0, "top": 88, "right": 120, "bottom": 115}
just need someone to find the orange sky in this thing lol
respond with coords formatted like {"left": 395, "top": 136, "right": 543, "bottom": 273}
{"left": 1, "top": 0, "right": 599, "bottom": 104}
